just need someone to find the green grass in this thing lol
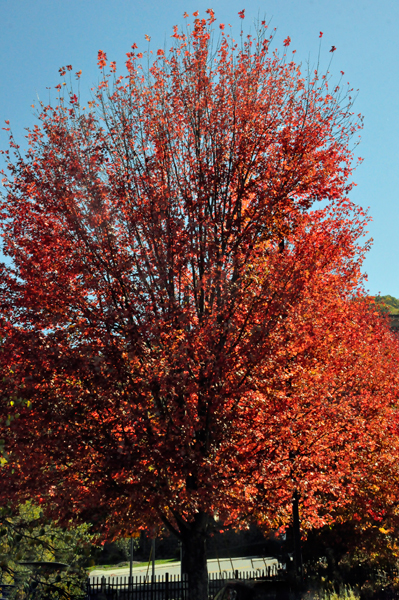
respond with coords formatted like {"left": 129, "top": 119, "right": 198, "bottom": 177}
{"left": 304, "top": 587, "right": 359, "bottom": 600}
{"left": 88, "top": 558, "right": 177, "bottom": 572}
{"left": 322, "top": 590, "right": 358, "bottom": 600}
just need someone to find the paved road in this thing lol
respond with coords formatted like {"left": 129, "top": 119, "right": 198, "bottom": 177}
{"left": 89, "top": 556, "right": 280, "bottom": 583}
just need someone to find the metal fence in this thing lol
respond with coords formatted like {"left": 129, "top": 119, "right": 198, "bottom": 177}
{"left": 87, "top": 565, "right": 281, "bottom": 600}
{"left": 87, "top": 572, "right": 188, "bottom": 600}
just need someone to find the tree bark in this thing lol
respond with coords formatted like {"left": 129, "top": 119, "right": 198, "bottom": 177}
{"left": 180, "top": 512, "right": 209, "bottom": 600}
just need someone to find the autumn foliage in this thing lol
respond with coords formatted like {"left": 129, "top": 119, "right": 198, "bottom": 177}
{"left": 1, "top": 10, "right": 399, "bottom": 599}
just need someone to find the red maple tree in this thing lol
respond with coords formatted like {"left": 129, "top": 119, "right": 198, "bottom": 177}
{"left": 1, "top": 11, "right": 397, "bottom": 599}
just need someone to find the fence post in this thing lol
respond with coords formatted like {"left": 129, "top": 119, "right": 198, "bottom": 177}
{"left": 164, "top": 571, "right": 168, "bottom": 600}
{"left": 235, "top": 569, "right": 238, "bottom": 580}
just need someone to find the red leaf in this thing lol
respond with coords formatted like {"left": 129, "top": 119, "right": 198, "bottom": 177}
{"left": 97, "top": 50, "right": 107, "bottom": 68}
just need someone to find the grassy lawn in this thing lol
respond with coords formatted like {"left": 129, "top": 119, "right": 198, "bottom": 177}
{"left": 88, "top": 558, "right": 177, "bottom": 572}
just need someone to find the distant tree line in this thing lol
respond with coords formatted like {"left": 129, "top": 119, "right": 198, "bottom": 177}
{"left": 374, "top": 295, "right": 399, "bottom": 314}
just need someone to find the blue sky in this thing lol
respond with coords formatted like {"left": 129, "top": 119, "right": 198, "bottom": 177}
{"left": 1, "top": 0, "right": 398, "bottom": 296}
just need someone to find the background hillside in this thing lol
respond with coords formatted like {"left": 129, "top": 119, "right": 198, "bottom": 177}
{"left": 374, "top": 295, "right": 399, "bottom": 315}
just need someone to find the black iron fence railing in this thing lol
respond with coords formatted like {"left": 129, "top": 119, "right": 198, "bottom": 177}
{"left": 87, "top": 565, "right": 282, "bottom": 600}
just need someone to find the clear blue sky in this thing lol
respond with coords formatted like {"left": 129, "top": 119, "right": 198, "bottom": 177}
{"left": 1, "top": 0, "right": 398, "bottom": 296}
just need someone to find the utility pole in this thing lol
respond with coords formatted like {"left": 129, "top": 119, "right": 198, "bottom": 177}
{"left": 129, "top": 537, "right": 134, "bottom": 581}
{"left": 179, "top": 541, "right": 183, "bottom": 579}
{"left": 292, "top": 490, "right": 303, "bottom": 584}
{"left": 151, "top": 538, "right": 156, "bottom": 580}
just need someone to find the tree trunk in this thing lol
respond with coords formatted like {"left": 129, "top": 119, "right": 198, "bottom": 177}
{"left": 180, "top": 513, "right": 209, "bottom": 600}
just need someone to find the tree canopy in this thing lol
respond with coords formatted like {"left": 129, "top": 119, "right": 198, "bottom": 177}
{"left": 1, "top": 11, "right": 398, "bottom": 600}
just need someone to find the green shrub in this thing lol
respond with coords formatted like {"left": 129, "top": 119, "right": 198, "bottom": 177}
{"left": 0, "top": 502, "right": 98, "bottom": 599}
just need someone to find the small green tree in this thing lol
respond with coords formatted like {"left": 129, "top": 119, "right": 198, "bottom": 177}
{"left": 0, "top": 502, "right": 96, "bottom": 599}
